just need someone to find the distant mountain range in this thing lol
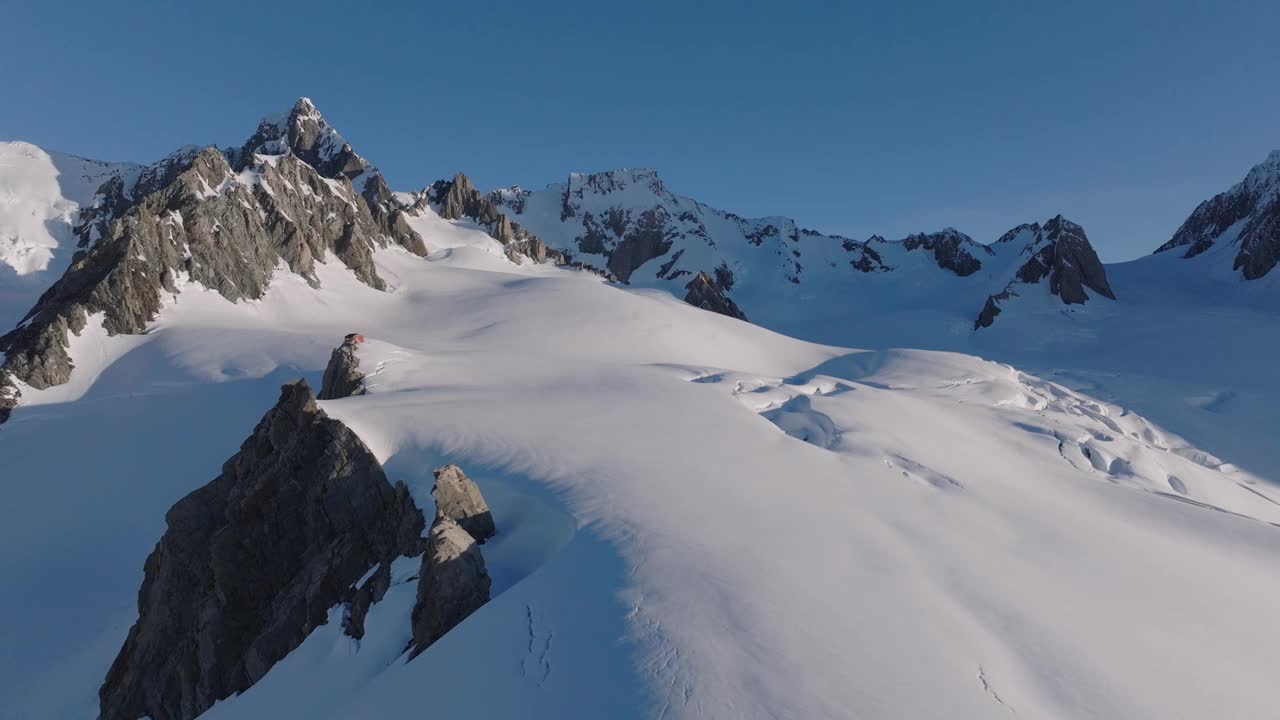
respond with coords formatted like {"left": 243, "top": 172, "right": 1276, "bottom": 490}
{"left": 1, "top": 97, "right": 1276, "bottom": 423}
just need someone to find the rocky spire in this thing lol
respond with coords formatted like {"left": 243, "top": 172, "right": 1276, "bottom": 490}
{"left": 318, "top": 334, "right": 367, "bottom": 400}
{"left": 229, "top": 97, "right": 371, "bottom": 183}
{"left": 408, "top": 514, "right": 491, "bottom": 659}
{"left": 431, "top": 464, "right": 496, "bottom": 543}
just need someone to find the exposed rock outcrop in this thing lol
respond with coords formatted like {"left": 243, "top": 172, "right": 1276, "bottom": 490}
{"left": 974, "top": 216, "right": 1115, "bottom": 329}
{"left": 318, "top": 333, "right": 366, "bottom": 400}
{"left": 409, "top": 514, "right": 492, "bottom": 659}
{"left": 1156, "top": 149, "right": 1280, "bottom": 279}
{"left": 343, "top": 561, "right": 393, "bottom": 641}
{"left": 846, "top": 236, "right": 894, "bottom": 273}
{"left": 684, "top": 271, "right": 747, "bottom": 320}
{"left": 432, "top": 463, "right": 496, "bottom": 543}
{"left": 973, "top": 289, "right": 1011, "bottom": 330}
{"left": 99, "top": 380, "right": 425, "bottom": 720}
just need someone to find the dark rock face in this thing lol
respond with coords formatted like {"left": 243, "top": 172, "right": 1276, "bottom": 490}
{"left": 974, "top": 290, "right": 1010, "bottom": 329}
{"left": 1156, "top": 150, "right": 1280, "bottom": 280}
{"left": 432, "top": 464, "right": 496, "bottom": 543}
{"left": 319, "top": 334, "right": 366, "bottom": 400}
{"left": 974, "top": 216, "right": 1115, "bottom": 330}
{"left": 99, "top": 380, "right": 425, "bottom": 720}
{"left": 846, "top": 236, "right": 893, "bottom": 273}
{"left": 0, "top": 99, "right": 428, "bottom": 424}
{"left": 684, "top": 271, "right": 747, "bottom": 320}
{"left": 604, "top": 207, "right": 675, "bottom": 282}
{"left": 900, "top": 229, "right": 989, "bottom": 277}
{"left": 362, "top": 172, "right": 428, "bottom": 257}
{"left": 409, "top": 514, "right": 491, "bottom": 659}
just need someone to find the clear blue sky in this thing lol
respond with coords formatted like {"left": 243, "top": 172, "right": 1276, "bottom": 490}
{"left": 3, "top": 0, "right": 1278, "bottom": 261}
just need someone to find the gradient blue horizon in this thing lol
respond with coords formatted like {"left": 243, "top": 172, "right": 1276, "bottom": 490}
{"left": 3, "top": 0, "right": 1277, "bottom": 262}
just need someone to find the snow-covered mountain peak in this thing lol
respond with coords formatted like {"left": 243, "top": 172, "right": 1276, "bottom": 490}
{"left": 231, "top": 97, "right": 372, "bottom": 186}
{"left": 1240, "top": 148, "right": 1280, "bottom": 198}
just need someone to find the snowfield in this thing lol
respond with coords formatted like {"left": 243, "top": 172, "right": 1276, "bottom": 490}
{"left": 2, "top": 209, "right": 1279, "bottom": 719}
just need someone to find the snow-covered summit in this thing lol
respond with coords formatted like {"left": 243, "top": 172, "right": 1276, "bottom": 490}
{"left": 229, "top": 97, "right": 373, "bottom": 186}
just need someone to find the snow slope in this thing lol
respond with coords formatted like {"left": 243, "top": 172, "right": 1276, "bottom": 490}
{"left": 3, "top": 210, "right": 1280, "bottom": 719}
{"left": 0, "top": 142, "right": 140, "bottom": 326}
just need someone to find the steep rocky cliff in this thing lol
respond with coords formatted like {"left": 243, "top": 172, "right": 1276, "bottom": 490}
{"left": 1155, "top": 149, "right": 1280, "bottom": 279}
{"left": 98, "top": 380, "right": 425, "bottom": 720}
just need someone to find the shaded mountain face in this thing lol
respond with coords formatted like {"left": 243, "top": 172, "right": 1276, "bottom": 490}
{"left": 1156, "top": 149, "right": 1280, "bottom": 279}
{"left": 975, "top": 216, "right": 1116, "bottom": 329}
{"left": 99, "top": 380, "right": 426, "bottom": 720}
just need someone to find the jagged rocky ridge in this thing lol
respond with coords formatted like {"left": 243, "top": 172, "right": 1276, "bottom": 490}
{"left": 1155, "top": 149, "right": 1280, "bottom": 279}
{"left": 490, "top": 169, "right": 1118, "bottom": 328}
{"left": 975, "top": 216, "right": 1116, "bottom": 329}
{"left": 99, "top": 374, "right": 496, "bottom": 720}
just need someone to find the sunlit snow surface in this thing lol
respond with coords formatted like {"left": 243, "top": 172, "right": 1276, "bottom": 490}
{"left": 0, "top": 142, "right": 141, "bottom": 327}
{"left": 3, "top": 216, "right": 1280, "bottom": 719}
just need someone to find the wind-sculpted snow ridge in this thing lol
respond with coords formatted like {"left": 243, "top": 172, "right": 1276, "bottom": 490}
{"left": 1156, "top": 148, "right": 1280, "bottom": 279}
{"left": 687, "top": 351, "right": 1280, "bottom": 522}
